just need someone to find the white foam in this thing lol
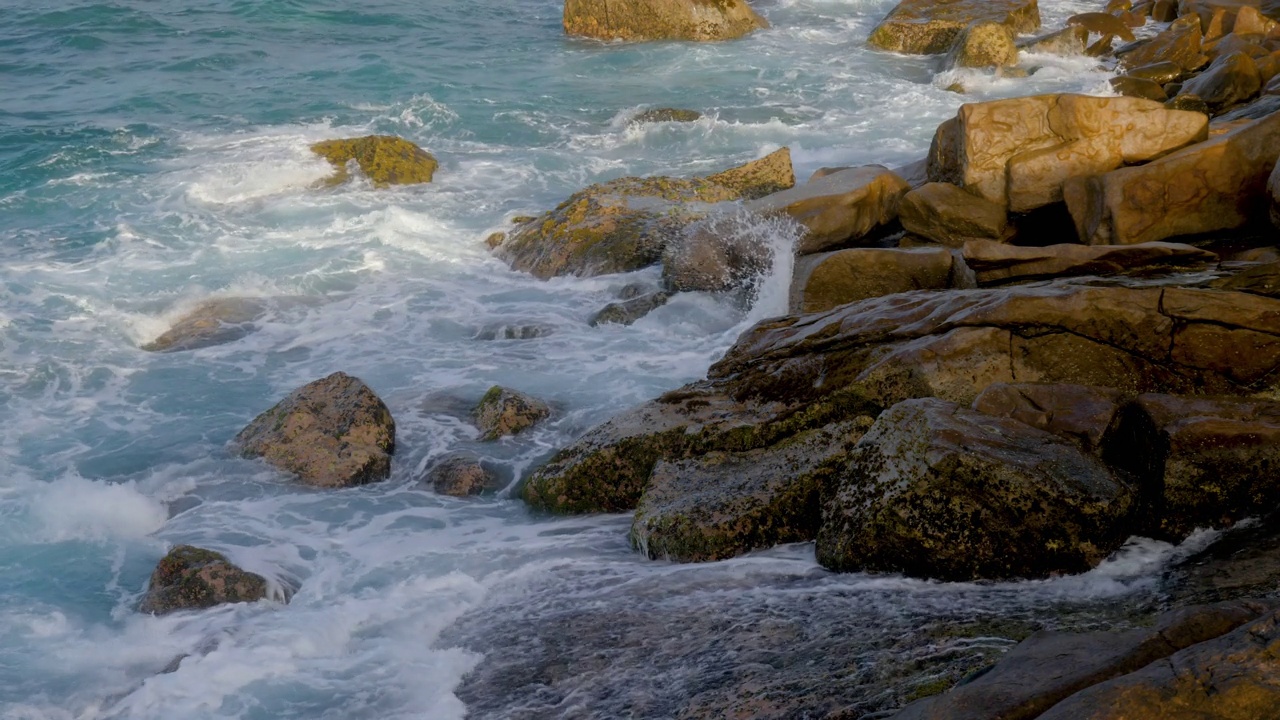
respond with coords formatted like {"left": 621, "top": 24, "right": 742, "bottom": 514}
{"left": 9, "top": 475, "right": 168, "bottom": 544}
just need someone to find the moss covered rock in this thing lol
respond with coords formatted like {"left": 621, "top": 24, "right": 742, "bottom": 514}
{"left": 139, "top": 545, "right": 269, "bottom": 615}
{"left": 474, "top": 386, "right": 550, "bottom": 440}
{"left": 310, "top": 135, "right": 438, "bottom": 187}
{"left": 234, "top": 371, "right": 396, "bottom": 487}
{"left": 564, "top": 0, "right": 768, "bottom": 42}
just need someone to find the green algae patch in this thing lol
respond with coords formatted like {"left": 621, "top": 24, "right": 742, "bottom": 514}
{"left": 311, "top": 135, "right": 438, "bottom": 187}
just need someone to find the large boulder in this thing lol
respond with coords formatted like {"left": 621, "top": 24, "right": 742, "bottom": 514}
{"left": 927, "top": 94, "right": 1207, "bottom": 212}
{"left": 898, "top": 182, "right": 1011, "bottom": 247}
{"left": 1103, "top": 393, "right": 1280, "bottom": 539}
{"left": 1064, "top": 111, "right": 1280, "bottom": 245}
{"left": 563, "top": 0, "right": 767, "bottom": 42}
{"left": 971, "top": 382, "right": 1127, "bottom": 454}
{"left": 233, "top": 372, "right": 396, "bottom": 488}
{"left": 868, "top": 0, "right": 1041, "bottom": 55}
{"left": 789, "top": 246, "right": 967, "bottom": 314}
{"left": 944, "top": 22, "right": 1019, "bottom": 69}
{"left": 816, "top": 398, "right": 1137, "bottom": 580}
{"left": 1178, "top": 50, "right": 1264, "bottom": 113}
{"left": 960, "top": 240, "right": 1217, "bottom": 285}
{"left": 744, "top": 165, "right": 910, "bottom": 255}
{"left": 630, "top": 421, "right": 866, "bottom": 562}
{"left": 1117, "top": 15, "right": 1209, "bottom": 72}
{"left": 310, "top": 135, "right": 437, "bottom": 187}
{"left": 139, "top": 545, "right": 269, "bottom": 615}
{"left": 495, "top": 149, "right": 793, "bottom": 279}
{"left": 891, "top": 600, "right": 1272, "bottom": 720}
{"left": 1035, "top": 609, "right": 1280, "bottom": 720}
{"left": 142, "top": 297, "right": 269, "bottom": 352}
{"left": 474, "top": 386, "right": 550, "bottom": 440}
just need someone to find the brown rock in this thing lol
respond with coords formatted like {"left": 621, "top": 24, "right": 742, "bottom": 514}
{"left": 817, "top": 398, "right": 1136, "bottom": 580}
{"left": 1179, "top": 50, "right": 1263, "bottom": 112}
{"left": 660, "top": 211, "right": 776, "bottom": 292}
{"left": 1104, "top": 393, "right": 1280, "bottom": 539}
{"left": 789, "top": 247, "right": 965, "bottom": 314}
{"left": 139, "top": 545, "right": 269, "bottom": 615}
{"left": 927, "top": 94, "right": 1207, "bottom": 212}
{"left": 426, "top": 454, "right": 500, "bottom": 496}
{"left": 310, "top": 135, "right": 437, "bottom": 187}
{"left": 898, "top": 181, "right": 1011, "bottom": 247}
{"left": 1152, "top": 0, "right": 1180, "bottom": 21}
{"left": 1206, "top": 32, "right": 1270, "bottom": 61}
{"left": 234, "top": 372, "right": 396, "bottom": 488}
{"left": 1124, "top": 60, "right": 1186, "bottom": 84}
{"left": 1178, "top": 0, "right": 1280, "bottom": 38}
{"left": 868, "top": 0, "right": 1041, "bottom": 55}
{"left": 945, "top": 22, "right": 1019, "bottom": 69}
{"left": 1035, "top": 609, "right": 1280, "bottom": 720}
{"left": 630, "top": 108, "right": 701, "bottom": 124}
{"left": 961, "top": 239, "right": 1217, "bottom": 284}
{"left": 1065, "top": 111, "right": 1280, "bottom": 244}
{"left": 745, "top": 165, "right": 909, "bottom": 255}
{"left": 1269, "top": 72, "right": 1280, "bottom": 93}
{"left": 1117, "top": 15, "right": 1209, "bottom": 72}
{"left": 141, "top": 297, "right": 268, "bottom": 352}
{"left": 1111, "top": 75, "right": 1170, "bottom": 100}
{"left": 474, "top": 386, "right": 550, "bottom": 440}
{"left": 971, "top": 383, "right": 1127, "bottom": 452}
{"left": 1018, "top": 26, "right": 1090, "bottom": 55}
{"left": 1165, "top": 91, "right": 1212, "bottom": 112}
{"left": 1272, "top": 158, "right": 1280, "bottom": 226}
{"left": 562, "top": 0, "right": 767, "bottom": 42}
{"left": 1068, "top": 12, "right": 1138, "bottom": 42}
{"left": 1213, "top": 259, "right": 1280, "bottom": 295}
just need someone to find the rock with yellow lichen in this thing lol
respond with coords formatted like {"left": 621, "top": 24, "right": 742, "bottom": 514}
{"left": 564, "top": 0, "right": 768, "bottom": 42}
{"left": 139, "top": 545, "right": 269, "bottom": 614}
{"left": 310, "top": 135, "right": 438, "bottom": 187}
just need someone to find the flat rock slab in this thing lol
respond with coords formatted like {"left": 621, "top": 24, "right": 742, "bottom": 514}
{"left": 139, "top": 545, "right": 269, "bottom": 615}
{"left": 868, "top": 0, "right": 1041, "bottom": 55}
{"left": 961, "top": 240, "right": 1217, "bottom": 285}
{"left": 234, "top": 371, "right": 396, "bottom": 488}
{"left": 142, "top": 297, "right": 269, "bottom": 352}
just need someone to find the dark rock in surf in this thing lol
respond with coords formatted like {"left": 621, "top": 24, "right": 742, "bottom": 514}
{"left": 142, "top": 297, "right": 268, "bottom": 352}
{"left": 474, "top": 386, "right": 550, "bottom": 440}
{"left": 631, "top": 107, "right": 702, "bottom": 124}
{"left": 426, "top": 454, "right": 502, "bottom": 496}
{"left": 139, "top": 545, "right": 269, "bottom": 615}
{"left": 590, "top": 291, "right": 671, "bottom": 326}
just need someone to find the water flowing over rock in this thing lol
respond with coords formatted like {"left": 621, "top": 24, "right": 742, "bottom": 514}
{"left": 960, "top": 240, "right": 1217, "bottom": 285}
{"left": 789, "top": 246, "right": 968, "bottom": 314}
{"left": 744, "top": 165, "right": 909, "bottom": 255}
{"left": 928, "top": 94, "right": 1208, "bottom": 212}
{"left": 563, "top": 0, "right": 768, "bottom": 42}
{"left": 868, "top": 0, "right": 1041, "bottom": 55}
{"left": 473, "top": 386, "right": 550, "bottom": 440}
{"left": 310, "top": 135, "right": 438, "bottom": 187}
{"left": 495, "top": 148, "right": 793, "bottom": 279}
{"left": 660, "top": 211, "right": 776, "bottom": 293}
{"left": 899, "top": 182, "right": 1012, "bottom": 247}
{"left": 425, "top": 454, "right": 501, "bottom": 496}
{"left": 234, "top": 372, "right": 396, "bottom": 487}
{"left": 1064, "top": 111, "right": 1280, "bottom": 244}
{"left": 589, "top": 291, "right": 672, "bottom": 326}
{"left": 142, "top": 297, "right": 269, "bottom": 352}
{"left": 139, "top": 545, "right": 269, "bottom": 615}
{"left": 1017, "top": 26, "right": 1089, "bottom": 56}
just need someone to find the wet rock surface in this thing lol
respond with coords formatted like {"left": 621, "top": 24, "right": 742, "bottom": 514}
{"left": 310, "top": 135, "right": 438, "bottom": 187}
{"left": 139, "top": 545, "right": 269, "bottom": 615}
{"left": 425, "top": 453, "right": 502, "bottom": 496}
{"left": 142, "top": 297, "right": 270, "bottom": 352}
{"left": 563, "top": 0, "right": 768, "bottom": 42}
{"left": 960, "top": 240, "right": 1216, "bottom": 285}
{"left": 589, "top": 291, "right": 671, "bottom": 326}
{"left": 744, "top": 164, "right": 909, "bottom": 255}
{"left": 972, "top": 383, "right": 1127, "bottom": 453}
{"left": 473, "top": 386, "right": 551, "bottom": 440}
{"left": 789, "top": 246, "right": 966, "bottom": 314}
{"left": 868, "top": 0, "right": 1041, "bottom": 55}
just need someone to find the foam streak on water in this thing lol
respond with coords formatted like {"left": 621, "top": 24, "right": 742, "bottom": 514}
{"left": 0, "top": 1, "right": 1170, "bottom": 717}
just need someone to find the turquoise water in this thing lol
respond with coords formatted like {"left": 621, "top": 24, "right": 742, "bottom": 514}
{"left": 1, "top": 1, "right": 1176, "bottom": 718}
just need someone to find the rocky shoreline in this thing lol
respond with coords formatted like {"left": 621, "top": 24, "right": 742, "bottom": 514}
{"left": 135, "top": 0, "right": 1280, "bottom": 716}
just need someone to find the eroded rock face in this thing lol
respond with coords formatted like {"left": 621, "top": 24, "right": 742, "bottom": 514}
{"left": 868, "top": 0, "right": 1041, "bottom": 55}
{"left": 1104, "top": 393, "right": 1280, "bottom": 540}
{"left": 789, "top": 246, "right": 966, "bottom": 314}
{"left": 139, "top": 545, "right": 269, "bottom": 615}
{"left": 142, "top": 298, "right": 268, "bottom": 352}
{"left": 563, "top": 0, "right": 767, "bottom": 42}
{"left": 898, "top": 182, "right": 1011, "bottom": 247}
{"left": 744, "top": 165, "right": 909, "bottom": 255}
{"left": 310, "top": 135, "right": 438, "bottom": 187}
{"left": 817, "top": 398, "right": 1136, "bottom": 580}
{"left": 495, "top": 149, "right": 793, "bottom": 279}
{"left": 927, "top": 94, "right": 1207, "bottom": 212}
{"left": 972, "top": 383, "right": 1127, "bottom": 453}
{"left": 234, "top": 372, "right": 396, "bottom": 488}
{"left": 960, "top": 240, "right": 1217, "bottom": 285}
{"left": 1064, "top": 111, "right": 1280, "bottom": 245}
{"left": 474, "top": 386, "right": 550, "bottom": 440}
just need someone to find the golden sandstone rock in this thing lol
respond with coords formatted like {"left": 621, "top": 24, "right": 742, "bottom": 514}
{"left": 945, "top": 22, "right": 1019, "bottom": 68}
{"left": 310, "top": 135, "right": 438, "bottom": 187}
{"left": 1064, "top": 111, "right": 1280, "bottom": 244}
{"left": 1118, "top": 15, "right": 1209, "bottom": 71}
{"left": 789, "top": 247, "right": 964, "bottom": 314}
{"left": 563, "top": 0, "right": 767, "bottom": 42}
{"left": 868, "top": 0, "right": 1041, "bottom": 54}
{"left": 745, "top": 165, "right": 909, "bottom": 254}
{"left": 899, "top": 181, "right": 1011, "bottom": 247}
{"left": 927, "top": 94, "right": 1208, "bottom": 212}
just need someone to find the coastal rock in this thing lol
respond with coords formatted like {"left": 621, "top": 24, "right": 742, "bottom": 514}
{"left": 630, "top": 107, "right": 701, "bottom": 124}
{"left": 868, "top": 0, "right": 1041, "bottom": 55}
{"left": 1125, "top": 60, "right": 1185, "bottom": 84}
{"left": 1271, "top": 155, "right": 1280, "bottom": 227}
{"left": 630, "top": 421, "right": 866, "bottom": 563}
{"left": 960, "top": 240, "right": 1217, "bottom": 284}
{"left": 1035, "top": 609, "right": 1280, "bottom": 720}
{"left": 142, "top": 297, "right": 268, "bottom": 352}
{"left": 474, "top": 386, "right": 550, "bottom": 440}
{"left": 426, "top": 454, "right": 501, "bottom": 496}
{"left": 1117, "top": 15, "right": 1209, "bottom": 72}
{"left": 495, "top": 149, "right": 793, "bottom": 279}
{"left": 898, "top": 182, "right": 1011, "bottom": 247}
{"left": 1017, "top": 26, "right": 1090, "bottom": 56}
{"left": 788, "top": 246, "right": 964, "bottom": 314}
{"left": 1178, "top": 50, "right": 1263, "bottom": 113}
{"left": 234, "top": 372, "right": 395, "bottom": 488}
{"left": 1178, "top": 0, "right": 1280, "bottom": 36}
{"left": 1153, "top": 0, "right": 1179, "bottom": 22}
{"left": 563, "top": 0, "right": 767, "bottom": 42}
{"left": 310, "top": 135, "right": 438, "bottom": 187}
{"left": 927, "top": 94, "right": 1207, "bottom": 212}
{"left": 1064, "top": 111, "right": 1280, "bottom": 245}
{"left": 891, "top": 600, "right": 1271, "bottom": 720}
{"left": 1103, "top": 393, "right": 1280, "bottom": 539}
{"left": 744, "top": 165, "right": 910, "bottom": 255}
{"left": 944, "top": 22, "right": 1019, "bottom": 69}
{"left": 1163, "top": 520, "right": 1280, "bottom": 605}
{"left": 1067, "top": 12, "right": 1137, "bottom": 43}
{"left": 816, "top": 398, "right": 1136, "bottom": 580}
{"left": 1213, "top": 259, "right": 1280, "bottom": 296}
{"left": 590, "top": 291, "right": 671, "bottom": 326}
{"left": 971, "top": 383, "right": 1126, "bottom": 453}
{"left": 1110, "top": 75, "right": 1169, "bottom": 101}
{"left": 139, "top": 545, "right": 268, "bottom": 615}
{"left": 660, "top": 212, "right": 773, "bottom": 292}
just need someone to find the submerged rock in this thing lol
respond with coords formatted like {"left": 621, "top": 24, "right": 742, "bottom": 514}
{"left": 139, "top": 545, "right": 269, "bottom": 615}
{"left": 310, "top": 135, "right": 438, "bottom": 187}
{"left": 425, "top": 454, "right": 501, "bottom": 496}
{"left": 630, "top": 107, "right": 702, "bottom": 124}
{"left": 142, "top": 297, "right": 269, "bottom": 352}
{"left": 234, "top": 372, "right": 396, "bottom": 488}
{"left": 563, "top": 0, "right": 767, "bottom": 42}
{"left": 868, "top": 0, "right": 1041, "bottom": 55}
{"left": 817, "top": 398, "right": 1136, "bottom": 580}
{"left": 590, "top": 291, "right": 671, "bottom": 326}
{"left": 474, "top": 386, "right": 550, "bottom": 440}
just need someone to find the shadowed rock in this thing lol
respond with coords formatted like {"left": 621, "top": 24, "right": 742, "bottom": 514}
{"left": 972, "top": 383, "right": 1127, "bottom": 453}
{"left": 139, "top": 545, "right": 269, "bottom": 615}
{"left": 960, "top": 240, "right": 1217, "bottom": 285}
{"left": 789, "top": 246, "right": 967, "bottom": 314}
{"left": 1179, "top": 50, "right": 1263, "bottom": 113}
{"left": 1117, "top": 15, "right": 1209, "bottom": 72}
{"left": 745, "top": 165, "right": 909, "bottom": 255}
{"left": 899, "top": 182, "right": 1011, "bottom": 247}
